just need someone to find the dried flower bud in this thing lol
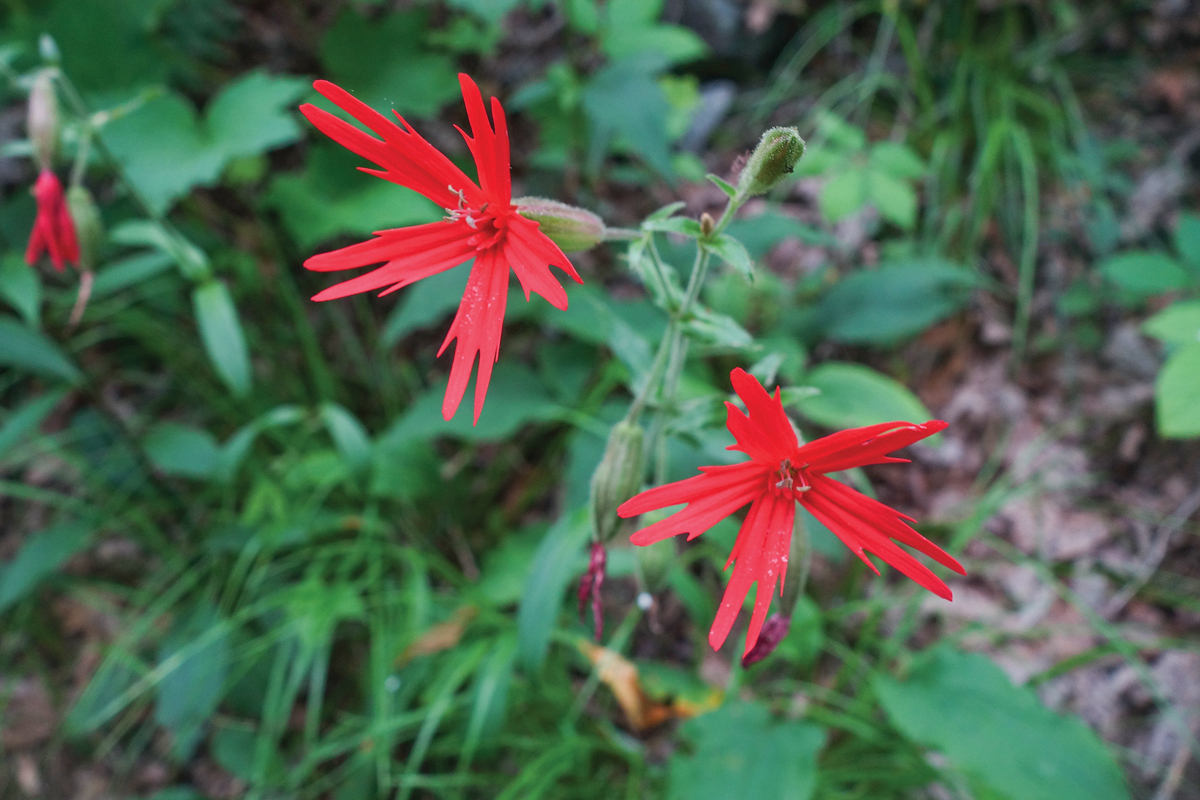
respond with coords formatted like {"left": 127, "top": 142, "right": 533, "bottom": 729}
{"left": 699, "top": 211, "right": 715, "bottom": 236}
{"left": 590, "top": 420, "right": 644, "bottom": 542}
{"left": 67, "top": 186, "right": 103, "bottom": 271}
{"left": 741, "top": 614, "right": 791, "bottom": 666}
{"left": 737, "top": 127, "right": 805, "bottom": 197}
{"left": 514, "top": 196, "right": 606, "bottom": 253}
{"left": 28, "top": 71, "right": 59, "bottom": 170}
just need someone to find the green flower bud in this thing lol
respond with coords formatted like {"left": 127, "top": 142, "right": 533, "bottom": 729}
{"left": 737, "top": 127, "right": 805, "bottom": 197}
{"left": 28, "top": 71, "right": 58, "bottom": 170}
{"left": 514, "top": 196, "right": 606, "bottom": 253}
{"left": 590, "top": 420, "right": 645, "bottom": 542}
{"left": 67, "top": 185, "right": 103, "bottom": 271}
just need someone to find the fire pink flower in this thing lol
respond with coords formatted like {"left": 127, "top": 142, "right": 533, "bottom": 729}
{"left": 618, "top": 368, "right": 965, "bottom": 655}
{"left": 25, "top": 169, "right": 78, "bottom": 272}
{"left": 299, "top": 74, "right": 582, "bottom": 423}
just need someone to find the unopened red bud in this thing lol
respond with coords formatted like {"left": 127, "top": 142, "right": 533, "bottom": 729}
{"left": 589, "top": 420, "right": 644, "bottom": 542}
{"left": 578, "top": 542, "right": 607, "bottom": 641}
{"left": 28, "top": 71, "right": 58, "bottom": 170}
{"left": 514, "top": 197, "right": 606, "bottom": 253}
{"left": 737, "top": 127, "right": 805, "bottom": 197}
{"left": 741, "top": 614, "right": 791, "bottom": 667}
{"left": 67, "top": 186, "right": 103, "bottom": 271}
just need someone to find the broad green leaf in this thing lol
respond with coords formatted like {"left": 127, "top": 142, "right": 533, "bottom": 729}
{"left": 155, "top": 604, "right": 231, "bottom": 760}
{"left": 517, "top": 509, "right": 590, "bottom": 671}
{"left": 539, "top": 285, "right": 658, "bottom": 377}
{"left": 143, "top": 423, "right": 219, "bottom": 480}
{"left": 875, "top": 647, "right": 1130, "bottom": 800}
{"left": 35, "top": 0, "right": 166, "bottom": 98}
{"left": 868, "top": 168, "right": 917, "bottom": 229}
{"left": 320, "top": 9, "right": 460, "bottom": 117}
{"left": 707, "top": 234, "right": 754, "bottom": 280}
{"left": 869, "top": 141, "right": 926, "bottom": 178}
{"left": 92, "top": 251, "right": 175, "bottom": 297}
{"left": 379, "top": 363, "right": 561, "bottom": 444}
{"left": 583, "top": 54, "right": 675, "bottom": 178}
{"left": 1144, "top": 300, "right": 1200, "bottom": 347}
{"left": 0, "top": 254, "right": 41, "bottom": 325}
{"left": 683, "top": 306, "right": 755, "bottom": 351}
{"left": 819, "top": 168, "right": 868, "bottom": 223}
{"left": 814, "top": 111, "right": 867, "bottom": 152}
{"left": 0, "top": 316, "right": 83, "bottom": 384}
{"left": 1098, "top": 251, "right": 1190, "bottom": 295}
{"left": 266, "top": 143, "right": 441, "bottom": 252}
{"left": 1155, "top": 343, "right": 1200, "bottom": 439}
{"left": 1174, "top": 211, "right": 1200, "bottom": 272}
{"left": 111, "top": 220, "right": 210, "bottom": 281}
{"left": 379, "top": 266, "right": 471, "bottom": 348}
{"left": 817, "top": 259, "right": 980, "bottom": 345}
{"left": 724, "top": 210, "right": 837, "bottom": 258}
{"left": 668, "top": 702, "right": 824, "bottom": 800}
{"left": 444, "top": 0, "right": 524, "bottom": 23}
{"left": 795, "top": 362, "right": 931, "bottom": 428}
{"left": 320, "top": 402, "right": 372, "bottom": 472}
{"left": 102, "top": 72, "right": 306, "bottom": 214}
{"left": 192, "top": 281, "right": 252, "bottom": 397}
{"left": 278, "top": 576, "right": 365, "bottom": 649}
{"left": 604, "top": 0, "right": 707, "bottom": 64}
{"left": 0, "top": 390, "right": 66, "bottom": 458}
{"left": 215, "top": 405, "right": 304, "bottom": 482}
{"left": 0, "top": 520, "right": 92, "bottom": 612}
{"left": 212, "top": 725, "right": 257, "bottom": 782}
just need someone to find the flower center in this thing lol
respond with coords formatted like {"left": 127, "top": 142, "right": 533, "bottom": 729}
{"left": 770, "top": 458, "right": 810, "bottom": 498}
{"left": 444, "top": 186, "right": 509, "bottom": 250}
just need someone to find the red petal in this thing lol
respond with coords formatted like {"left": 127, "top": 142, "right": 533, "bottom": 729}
{"left": 309, "top": 236, "right": 476, "bottom": 301}
{"left": 806, "top": 420, "right": 948, "bottom": 473}
{"left": 621, "top": 465, "right": 764, "bottom": 547}
{"left": 724, "top": 368, "right": 798, "bottom": 465}
{"left": 304, "top": 221, "right": 465, "bottom": 272}
{"left": 438, "top": 247, "right": 509, "bottom": 423}
{"left": 455, "top": 74, "right": 511, "bottom": 204}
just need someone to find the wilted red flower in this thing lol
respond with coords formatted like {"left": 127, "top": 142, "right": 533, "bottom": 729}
{"left": 25, "top": 169, "right": 78, "bottom": 272}
{"left": 618, "top": 368, "right": 965, "bottom": 655}
{"left": 299, "top": 74, "right": 582, "bottom": 422}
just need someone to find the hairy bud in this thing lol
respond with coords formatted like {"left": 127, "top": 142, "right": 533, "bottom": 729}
{"left": 28, "top": 71, "right": 58, "bottom": 170}
{"left": 589, "top": 420, "right": 644, "bottom": 542}
{"left": 67, "top": 186, "right": 103, "bottom": 271}
{"left": 741, "top": 614, "right": 791, "bottom": 666}
{"left": 514, "top": 197, "right": 606, "bottom": 253}
{"left": 737, "top": 127, "right": 805, "bottom": 197}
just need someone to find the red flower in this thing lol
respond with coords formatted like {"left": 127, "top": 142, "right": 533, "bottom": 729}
{"left": 25, "top": 169, "right": 78, "bottom": 272}
{"left": 617, "top": 368, "right": 965, "bottom": 655}
{"left": 299, "top": 75, "right": 582, "bottom": 423}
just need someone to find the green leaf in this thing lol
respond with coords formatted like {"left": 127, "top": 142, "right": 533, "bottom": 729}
{"left": 192, "top": 281, "right": 252, "bottom": 397}
{"left": 35, "top": 0, "right": 167, "bottom": 98}
{"left": 92, "top": 251, "right": 175, "bottom": 297}
{"left": 266, "top": 143, "right": 442, "bottom": 252}
{"left": 111, "top": 220, "right": 211, "bottom": 281}
{"left": 0, "top": 520, "right": 92, "bottom": 612}
{"left": 868, "top": 168, "right": 918, "bottom": 229}
{"left": 379, "top": 266, "right": 471, "bottom": 348}
{"left": 320, "top": 403, "right": 373, "bottom": 472}
{"left": 0, "top": 254, "right": 41, "bottom": 325}
{"left": 1144, "top": 300, "right": 1200, "bottom": 347}
{"left": 875, "top": 647, "right": 1130, "bottom": 800}
{"left": 603, "top": 0, "right": 707, "bottom": 64}
{"left": 1098, "top": 251, "right": 1190, "bottom": 295}
{"left": 583, "top": 54, "right": 675, "bottom": 178}
{"left": 517, "top": 509, "right": 590, "bottom": 671}
{"left": 0, "top": 390, "right": 66, "bottom": 459}
{"left": 706, "top": 234, "right": 754, "bottom": 280}
{"left": 646, "top": 201, "right": 687, "bottom": 222}
{"left": 724, "top": 210, "right": 837, "bottom": 258}
{"left": 817, "top": 259, "right": 980, "bottom": 345}
{"left": 627, "top": 237, "right": 684, "bottom": 311}
{"left": 795, "top": 362, "right": 931, "bottom": 428}
{"left": 155, "top": 604, "right": 231, "bottom": 761}
{"left": 683, "top": 306, "right": 755, "bottom": 351}
{"left": 707, "top": 173, "right": 737, "bottom": 198}
{"left": 1155, "top": 343, "right": 1200, "bottom": 439}
{"left": 668, "top": 702, "right": 824, "bottom": 800}
{"left": 143, "top": 423, "right": 219, "bottom": 480}
{"left": 101, "top": 72, "right": 307, "bottom": 214}
{"left": 644, "top": 216, "right": 703, "bottom": 237}
{"left": 1174, "top": 211, "right": 1200, "bottom": 272}
{"left": 0, "top": 316, "right": 83, "bottom": 384}
{"left": 320, "top": 9, "right": 460, "bottom": 117}
{"left": 869, "top": 141, "right": 926, "bottom": 179}
{"left": 819, "top": 168, "right": 868, "bottom": 223}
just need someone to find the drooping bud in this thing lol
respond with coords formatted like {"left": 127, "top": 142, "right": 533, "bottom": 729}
{"left": 514, "top": 196, "right": 606, "bottom": 253}
{"left": 67, "top": 186, "right": 103, "bottom": 272}
{"left": 736, "top": 127, "right": 805, "bottom": 197}
{"left": 577, "top": 541, "right": 607, "bottom": 641}
{"left": 25, "top": 169, "right": 78, "bottom": 271}
{"left": 28, "top": 71, "right": 59, "bottom": 170}
{"left": 589, "top": 420, "right": 644, "bottom": 542}
{"left": 741, "top": 614, "right": 791, "bottom": 667}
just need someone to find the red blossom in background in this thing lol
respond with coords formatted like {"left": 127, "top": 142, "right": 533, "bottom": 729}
{"left": 299, "top": 74, "right": 582, "bottom": 423}
{"left": 618, "top": 368, "right": 966, "bottom": 656}
{"left": 25, "top": 169, "right": 78, "bottom": 272}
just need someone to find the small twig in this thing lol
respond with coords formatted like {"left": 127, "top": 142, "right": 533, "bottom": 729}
{"left": 1104, "top": 486, "right": 1200, "bottom": 620}
{"left": 1154, "top": 715, "right": 1197, "bottom": 800}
